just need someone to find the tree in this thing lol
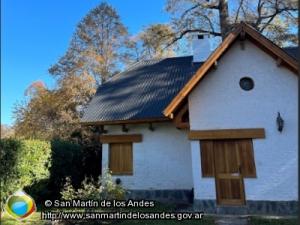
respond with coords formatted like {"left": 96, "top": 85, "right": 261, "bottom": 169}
{"left": 165, "top": 0, "right": 298, "bottom": 46}
{"left": 1, "top": 124, "right": 14, "bottom": 138}
{"left": 120, "top": 36, "right": 143, "bottom": 65}
{"left": 14, "top": 2, "right": 130, "bottom": 140}
{"left": 14, "top": 2, "right": 131, "bottom": 140}
{"left": 13, "top": 82, "right": 59, "bottom": 140}
{"left": 49, "top": 2, "right": 128, "bottom": 84}
{"left": 123, "top": 24, "right": 177, "bottom": 65}
{"left": 13, "top": 81, "right": 51, "bottom": 139}
{"left": 139, "top": 24, "right": 176, "bottom": 59}
{"left": 14, "top": 75, "right": 95, "bottom": 140}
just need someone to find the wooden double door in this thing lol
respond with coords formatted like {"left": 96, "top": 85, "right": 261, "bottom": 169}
{"left": 201, "top": 139, "right": 256, "bottom": 205}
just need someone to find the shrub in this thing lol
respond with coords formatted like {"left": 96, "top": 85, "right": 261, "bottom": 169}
{"left": 81, "top": 145, "right": 102, "bottom": 181}
{"left": 0, "top": 138, "right": 102, "bottom": 207}
{"left": 100, "top": 169, "right": 125, "bottom": 200}
{"left": 47, "top": 139, "right": 85, "bottom": 199}
{"left": 0, "top": 139, "right": 51, "bottom": 208}
{"left": 61, "top": 169, "right": 125, "bottom": 203}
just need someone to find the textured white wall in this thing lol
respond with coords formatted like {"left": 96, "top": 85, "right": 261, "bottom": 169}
{"left": 188, "top": 40, "right": 298, "bottom": 201}
{"left": 102, "top": 123, "right": 193, "bottom": 190}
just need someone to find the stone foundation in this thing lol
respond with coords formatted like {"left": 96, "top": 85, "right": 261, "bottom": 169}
{"left": 194, "top": 199, "right": 298, "bottom": 215}
{"left": 125, "top": 190, "right": 298, "bottom": 215}
{"left": 125, "top": 189, "right": 193, "bottom": 204}
{"left": 247, "top": 200, "right": 298, "bottom": 215}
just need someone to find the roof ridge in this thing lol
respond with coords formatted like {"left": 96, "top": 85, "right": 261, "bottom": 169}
{"left": 137, "top": 55, "right": 193, "bottom": 63}
{"left": 105, "top": 56, "right": 195, "bottom": 84}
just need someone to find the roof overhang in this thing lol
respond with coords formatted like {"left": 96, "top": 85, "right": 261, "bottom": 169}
{"left": 163, "top": 22, "right": 299, "bottom": 118}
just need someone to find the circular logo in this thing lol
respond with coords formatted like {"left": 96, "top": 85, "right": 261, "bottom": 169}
{"left": 5, "top": 190, "right": 36, "bottom": 220}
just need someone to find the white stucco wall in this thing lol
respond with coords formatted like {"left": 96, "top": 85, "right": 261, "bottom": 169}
{"left": 102, "top": 123, "right": 193, "bottom": 190}
{"left": 188, "top": 40, "right": 298, "bottom": 201}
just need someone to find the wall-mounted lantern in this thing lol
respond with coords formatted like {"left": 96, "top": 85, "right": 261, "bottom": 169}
{"left": 115, "top": 178, "right": 121, "bottom": 185}
{"left": 276, "top": 112, "right": 284, "bottom": 132}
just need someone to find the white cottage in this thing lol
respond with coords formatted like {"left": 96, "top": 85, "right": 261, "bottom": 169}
{"left": 81, "top": 23, "right": 298, "bottom": 215}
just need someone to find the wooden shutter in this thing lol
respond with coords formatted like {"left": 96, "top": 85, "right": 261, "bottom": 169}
{"left": 200, "top": 140, "right": 215, "bottom": 177}
{"left": 214, "top": 140, "right": 241, "bottom": 174}
{"left": 200, "top": 139, "right": 256, "bottom": 178}
{"left": 109, "top": 143, "right": 133, "bottom": 175}
{"left": 236, "top": 139, "right": 256, "bottom": 177}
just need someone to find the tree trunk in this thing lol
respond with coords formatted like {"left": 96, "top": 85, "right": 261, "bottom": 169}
{"left": 219, "top": 0, "right": 230, "bottom": 40}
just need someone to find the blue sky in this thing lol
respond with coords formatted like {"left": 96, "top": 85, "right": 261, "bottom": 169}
{"left": 1, "top": 0, "right": 170, "bottom": 125}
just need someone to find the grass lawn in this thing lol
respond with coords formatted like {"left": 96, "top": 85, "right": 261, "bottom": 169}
{"left": 1, "top": 212, "right": 49, "bottom": 225}
{"left": 1, "top": 212, "right": 213, "bottom": 225}
{"left": 1, "top": 212, "right": 297, "bottom": 225}
{"left": 250, "top": 216, "right": 298, "bottom": 225}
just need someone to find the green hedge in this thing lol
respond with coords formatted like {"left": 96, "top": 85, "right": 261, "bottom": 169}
{"left": 0, "top": 139, "right": 51, "bottom": 207}
{"left": 0, "top": 138, "right": 101, "bottom": 207}
{"left": 47, "top": 139, "right": 84, "bottom": 198}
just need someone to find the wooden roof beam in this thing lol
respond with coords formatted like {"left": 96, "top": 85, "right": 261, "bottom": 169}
{"left": 276, "top": 57, "right": 283, "bottom": 67}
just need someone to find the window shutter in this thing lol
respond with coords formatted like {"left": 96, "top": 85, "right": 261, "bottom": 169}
{"left": 200, "top": 140, "right": 215, "bottom": 177}
{"left": 200, "top": 139, "right": 256, "bottom": 178}
{"left": 109, "top": 143, "right": 133, "bottom": 175}
{"left": 237, "top": 139, "right": 256, "bottom": 177}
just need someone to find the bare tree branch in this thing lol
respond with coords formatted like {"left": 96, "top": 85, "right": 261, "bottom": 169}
{"left": 255, "top": 0, "right": 265, "bottom": 27}
{"left": 180, "top": 3, "right": 201, "bottom": 19}
{"left": 180, "top": 1, "right": 220, "bottom": 20}
{"left": 167, "top": 29, "right": 221, "bottom": 48}
{"left": 235, "top": 0, "right": 245, "bottom": 23}
{"left": 192, "top": 12, "right": 216, "bottom": 33}
{"left": 165, "top": 0, "right": 298, "bottom": 48}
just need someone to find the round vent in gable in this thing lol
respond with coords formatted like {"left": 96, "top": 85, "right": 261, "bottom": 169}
{"left": 239, "top": 77, "right": 254, "bottom": 91}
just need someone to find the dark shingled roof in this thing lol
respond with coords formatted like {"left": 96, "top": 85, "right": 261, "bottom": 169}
{"left": 283, "top": 47, "right": 299, "bottom": 60}
{"left": 81, "top": 47, "right": 298, "bottom": 123}
{"left": 81, "top": 56, "right": 203, "bottom": 123}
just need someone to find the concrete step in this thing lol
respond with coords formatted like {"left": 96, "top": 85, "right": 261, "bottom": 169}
{"left": 215, "top": 215, "right": 250, "bottom": 225}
